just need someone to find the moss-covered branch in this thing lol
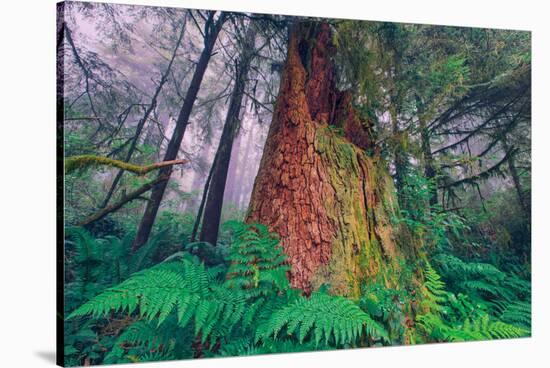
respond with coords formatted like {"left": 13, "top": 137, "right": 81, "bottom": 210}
{"left": 64, "top": 155, "right": 189, "bottom": 175}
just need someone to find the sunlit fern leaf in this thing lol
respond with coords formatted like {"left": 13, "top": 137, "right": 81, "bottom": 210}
{"left": 420, "top": 263, "right": 449, "bottom": 314}
{"left": 68, "top": 254, "right": 248, "bottom": 346}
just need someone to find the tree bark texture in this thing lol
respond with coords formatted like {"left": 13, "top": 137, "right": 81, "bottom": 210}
{"left": 247, "top": 22, "right": 407, "bottom": 296}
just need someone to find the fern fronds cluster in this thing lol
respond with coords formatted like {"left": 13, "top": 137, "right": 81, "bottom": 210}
{"left": 224, "top": 221, "right": 290, "bottom": 295}
{"left": 415, "top": 262, "right": 530, "bottom": 343}
{"left": 256, "top": 292, "right": 388, "bottom": 346}
{"left": 65, "top": 222, "right": 531, "bottom": 366}
{"left": 69, "top": 255, "right": 246, "bottom": 344}
{"left": 66, "top": 222, "right": 396, "bottom": 365}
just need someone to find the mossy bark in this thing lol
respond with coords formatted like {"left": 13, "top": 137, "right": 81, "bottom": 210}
{"left": 64, "top": 155, "right": 188, "bottom": 176}
{"left": 247, "top": 22, "right": 414, "bottom": 296}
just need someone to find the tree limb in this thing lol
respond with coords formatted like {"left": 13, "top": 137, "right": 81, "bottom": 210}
{"left": 77, "top": 175, "right": 169, "bottom": 227}
{"left": 65, "top": 155, "right": 189, "bottom": 175}
{"left": 439, "top": 148, "right": 518, "bottom": 189}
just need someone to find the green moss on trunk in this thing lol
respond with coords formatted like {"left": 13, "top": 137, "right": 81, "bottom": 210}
{"left": 311, "top": 126, "right": 413, "bottom": 297}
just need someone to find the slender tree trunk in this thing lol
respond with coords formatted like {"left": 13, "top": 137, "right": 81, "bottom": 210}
{"left": 224, "top": 129, "right": 242, "bottom": 206}
{"left": 101, "top": 17, "right": 187, "bottom": 209}
{"left": 502, "top": 139, "right": 529, "bottom": 218}
{"left": 390, "top": 106, "right": 410, "bottom": 211}
{"left": 237, "top": 122, "right": 255, "bottom": 208}
{"left": 421, "top": 128, "right": 438, "bottom": 206}
{"left": 247, "top": 22, "right": 410, "bottom": 296}
{"left": 415, "top": 96, "right": 438, "bottom": 207}
{"left": 199, "top": 27, "right": 256, "bottom": 245}
{"left": 189, "top": 149, "right": 219, "bottom": 242}
{"left": 132, "top": 12, "right": 226, "bottom": 251}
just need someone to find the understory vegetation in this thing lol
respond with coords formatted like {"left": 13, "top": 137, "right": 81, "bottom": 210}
{"left": 63, "top": 188, "right": 530, "bottom": 365}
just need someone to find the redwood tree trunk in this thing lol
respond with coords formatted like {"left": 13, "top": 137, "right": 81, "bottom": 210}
{"left": 132, "top": 12, "right": 225, "bottom": 251}
{"left": 247, "top": 22, "right": 406, "bottom": 296}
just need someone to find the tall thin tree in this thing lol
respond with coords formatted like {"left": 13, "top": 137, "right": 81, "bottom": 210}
{"left": 198, "top": 25, "right": 257, "bottom": 246}
{"left": 132, "top": 11, "right": 226, "bottom": 251}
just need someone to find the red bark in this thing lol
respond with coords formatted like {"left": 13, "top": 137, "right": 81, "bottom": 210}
{"left": 247, "top": 23, "right": 394, "bottom": 294}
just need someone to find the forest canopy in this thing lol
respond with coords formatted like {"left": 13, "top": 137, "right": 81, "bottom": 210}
{"left": 58, "top": 2, "right": 531, "bottom": 366}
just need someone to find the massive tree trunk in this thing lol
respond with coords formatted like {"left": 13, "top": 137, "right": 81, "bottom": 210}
{"left": 199, "top": 27, "right": 256, "bottom": 246}
{"left": 247, "top": 22, "right": 412, "bottom": 296}
{"left": 132, "top": 12, "right": 225, "bottom": 251}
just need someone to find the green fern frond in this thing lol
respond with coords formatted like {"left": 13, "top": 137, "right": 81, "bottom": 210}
{"left": 224, "top": 221, "right": 290, "bottom": 296}
{"left": 434, "top": 254, "right": 506, "bottom": 282}
{"left": 446, "top": 314, "right": 528, "bottom": 341}
{"left": 459, "top": 280, "right": 514, "bottom": 300}
{"left": 256, "top": 292, "right": 387, "bottom": 346}
{"left": 500, "top": 301, "right": 531, "bottom": 329}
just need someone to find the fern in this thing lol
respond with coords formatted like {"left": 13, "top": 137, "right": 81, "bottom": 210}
{"left": 64, "top": 227, "right": 165, "bottom": 311}
{"left": 65, "top": 221, "right": 531, "bottom": 364}
{"left": 256, "top": 291, "right": 387, "bottom": 346}
{"left": 223, "top": 221, "right": 290, "bottom": 296}
{"left": 434, "top": 254, "right": 506, "bottom": 282}
{"left": 416, "top": 263, "right": 529, "bottom": 342}
{"left": 433, "top": 254, "right": 529, "bottom": 303}
{"left": 104, "top": 318, "right": 195, "bottom": 364}
{"left": 500, "top": 301, "right": 531, "bottom": 329}
{"left": 420, "top": 263, "right": 448, "bottom": 313}
{"left": 68, "top": 255, "right": 245, "bottom": 343}
{"left": 459, "top": 280, "right": 514, "bottom": 300}
{"left": 446, "top": 314, "right": 528, "bottom": 341}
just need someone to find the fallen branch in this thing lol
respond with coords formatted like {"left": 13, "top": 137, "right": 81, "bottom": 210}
{"left": 65, "top": 155, "right": 189, "bottom": 175}
{"left": 77, "top": 175, "right": 169, "bottom": 227}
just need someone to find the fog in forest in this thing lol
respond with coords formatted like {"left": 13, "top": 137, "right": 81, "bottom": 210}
{"left": 64, "top": 3, "right": 280, "bottom": 221}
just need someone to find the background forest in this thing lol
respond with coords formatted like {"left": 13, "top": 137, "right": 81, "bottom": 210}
{"left": 58, "top": 1, "right": 531, "bottom": 366}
